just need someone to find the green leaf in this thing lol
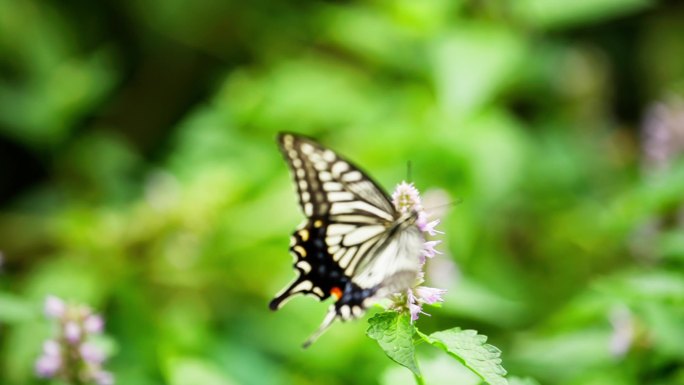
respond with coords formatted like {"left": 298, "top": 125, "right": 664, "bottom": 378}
{"left": 513, "top": 0, "right": 652, "bottom": 29}
{"left": 508, "top": 376, "right": 541, "bottom": 385}
{"left": 0, "top": 293, "right": 38, "bottom": 323}
{"left": 422, "top": 328, "right": 508, "bottom": 385}
{"left": 367, "top": 311, "right": 421, "bottom": 376}
{"left": 164, "top": 356, "right": 238, "bottom": 385}
{"left": 431, "top": 24, "right": 526, "bottom": 118}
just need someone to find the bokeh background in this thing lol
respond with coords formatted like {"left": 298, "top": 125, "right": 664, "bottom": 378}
{"left": 2, "top": 0, "right": 684, "bottom": 384}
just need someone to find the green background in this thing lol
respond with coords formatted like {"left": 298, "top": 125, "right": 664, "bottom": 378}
{"left": 1, "top": 0, "right": 684, "bottom": 384}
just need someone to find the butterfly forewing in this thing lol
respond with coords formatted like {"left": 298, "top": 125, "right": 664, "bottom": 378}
{"left": 272, "top": 132, "right": 424, "bottom": 347}
{"left": 278, "top": 133, "right": 395, "bottom": 221}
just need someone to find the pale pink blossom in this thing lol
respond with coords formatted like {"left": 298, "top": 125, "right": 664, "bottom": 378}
{"left": 43, "top": 340, "right": 61, "bottom": 356}
{"left": 415, "top": 286, "right": 447, "bottom": 305}
{"left": 609, "top": 306, "right": 635, "bottom": 357}
{"left": 93, "top": 370, "right": 115, "bottom": 385}
{"left": 392, "top": 182, "right": 423, "bottom": 213}
{"left": 405, "top": 286, "right": 447, "bottom": 321}
{"left": 422, "top": 240, "right": 442, "bottom": 260}
{"left": 44, "top": 296, "right": 66, "bottom": 318}
{"left": 35, "top": 354, "right": 61, "bottom": 377}
{"left": 408, "top": 301, "right": 426, "bottom": 322}
{"left": 642, "top": 97, "right": 684, "bottom": 174}
{"left": 64, "top": 321, "right": 82, "bottom": 344}
{"left": 84, "top": 314, "right": 104, "bottom": 334}
{"left": 418, "top": 217, "right": 443, "bottom": 236}
{"left": 35, "top": 339, "right": 62, "bottom": 377}
{"left": 80, "top": 343, "right": 106, "bottom": 364}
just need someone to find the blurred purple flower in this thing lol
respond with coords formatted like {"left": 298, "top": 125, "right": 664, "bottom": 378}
{"left": 427, "top": 255, "right": 461, "bottom": 290}
{"left": 633, "top": 97, "right": 684, "bottom": 260}
{"left": 35, "top": 354, "right": 61, "bottom": 378}
{"left": 36, "top": 340, "right": 62, "bottom": 377}
{"left": 64, "top": 322, "right": 82, "bottom": 344}
{"left": 642, "top": 97, "right": 684, "bottom": 174}
{"left": 80, "top": 343, "right": 105, "bottom": 364}
{"left": 43, "top": 340, "right": 61, "bottom": 356}
{"left": 93, "top": 370, "right": 115, "bottom": 385}
{"left": 609, "top": 306, "right": 635, "bottom": 358}
{"left": 36, "top": 295, "right": 114, "bottom": 384}
{"left": 44, "top": 296, "right": 66, "bottom": 318}
{"left": 84, "top": 315, "right": 104, "bottom": 334}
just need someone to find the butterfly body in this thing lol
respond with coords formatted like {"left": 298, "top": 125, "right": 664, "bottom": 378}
{"left": 272, "top": 133, "right": 424, "bottom": 346}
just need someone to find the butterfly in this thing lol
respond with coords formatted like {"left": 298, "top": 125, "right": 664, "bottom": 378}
{"left": 270, "top": 132, "right": 424, "bottom": 347}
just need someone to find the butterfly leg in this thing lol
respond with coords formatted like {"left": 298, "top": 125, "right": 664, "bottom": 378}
{"left": 302, "top": 305, "right": 337, "bottom": 348}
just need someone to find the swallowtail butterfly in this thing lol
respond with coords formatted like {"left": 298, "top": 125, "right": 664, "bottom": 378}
{"left": 270, "top": 133, "right": 424, "bottom": 347}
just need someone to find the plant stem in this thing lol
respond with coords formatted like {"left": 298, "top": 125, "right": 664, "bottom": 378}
{"left": 414, "top": 373, "right": 426, "bottom": 385}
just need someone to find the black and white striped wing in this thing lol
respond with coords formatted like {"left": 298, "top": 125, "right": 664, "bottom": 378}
{"left": 278, "top": 133, "right": 395, "bottom": 222}
{"left": 278, "top": 132, "right": 396, "bottom": 272}
{"left": 271, "top": 133, "right": 391, "bottom": 306}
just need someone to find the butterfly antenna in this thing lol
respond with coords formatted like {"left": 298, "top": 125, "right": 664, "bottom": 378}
{"left": 406, "top": 161, "right": 413, "bottom": 182}
{"left": 424, "top": 197, "right": 463, "bottom": 214}
{"left": 302, "top": 306, "right": 338, "bottom": 348}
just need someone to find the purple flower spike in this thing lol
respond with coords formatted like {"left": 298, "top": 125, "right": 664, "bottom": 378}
{"left": 389, "top": 181, "right": 448, "bottom": 322}
{"left": 36, "top": 296, "right": 114, "bottom": 384}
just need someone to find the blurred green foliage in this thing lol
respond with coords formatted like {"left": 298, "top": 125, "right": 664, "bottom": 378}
{"left": 1, "top": 0, "right": 684, "bottom": 384}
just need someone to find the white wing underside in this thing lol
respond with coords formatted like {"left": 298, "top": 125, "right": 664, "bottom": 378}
{"left": 353, "top": 225, "right": 423, "bottom": 295}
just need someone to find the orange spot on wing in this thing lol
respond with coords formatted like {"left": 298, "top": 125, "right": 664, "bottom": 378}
{"left": 330, "top": 287, "right": 343, "bottom": 300}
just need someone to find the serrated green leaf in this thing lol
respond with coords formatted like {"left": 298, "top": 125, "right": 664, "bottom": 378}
{"left": 367, "top": 311, "right": 421, "bottom": 376}
{"left": 423, "top": 328, "right": 508, "bottom": 385}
